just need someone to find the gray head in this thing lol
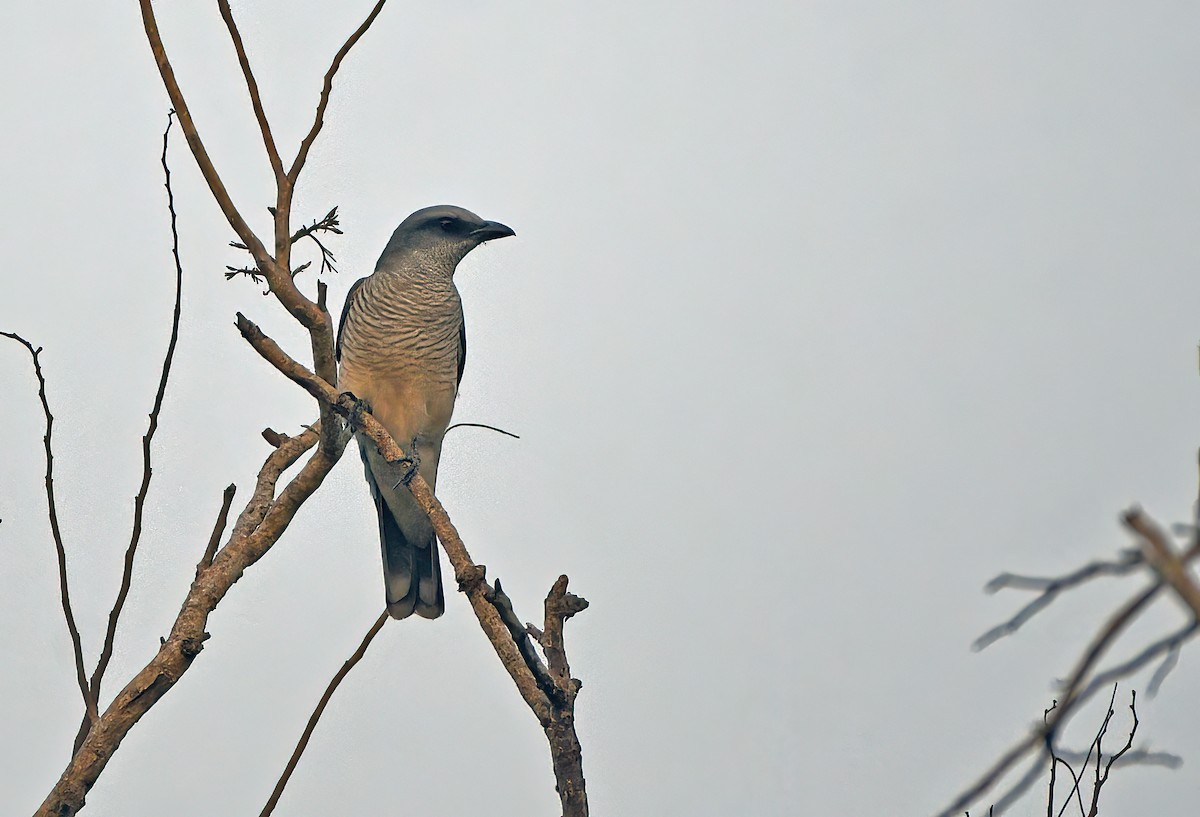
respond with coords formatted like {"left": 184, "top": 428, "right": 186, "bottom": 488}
{"left": 377, "top": 204, "right": 515, "bottom": 272}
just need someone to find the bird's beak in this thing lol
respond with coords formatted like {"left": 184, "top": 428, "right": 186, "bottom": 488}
{"left": 470, "top": 220, "right": 516, "bottom": 242}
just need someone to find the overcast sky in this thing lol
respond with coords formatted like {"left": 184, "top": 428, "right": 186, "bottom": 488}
{"left": 3, "top": 2, "right": 1200, "bottom": 815}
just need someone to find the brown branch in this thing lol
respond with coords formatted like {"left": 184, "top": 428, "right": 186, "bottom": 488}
{"left": 0, "top": 333, "right": 97, "bottom": 728}
{"left": 200, "top": 484, "right": 238, "bottom": 570}
{"left": 138, "top": 0, "right": 333, "bottom": 356}
{"left": 82, "top": 110, "right": 186, "bottom": 746}
{"left": 35, "top": 423, "right": 347, "bottom": 817}
{"left": 287, "top": 0, "right": 388, "bottom": 187}
{"left": 259, "top": 610, "right": 389, "bottom": 817}
{"left": 216, "top": 0, "right": 283, "bottom": 181}
{"left": 937, "top": 581, "right": 1163, "bottom": 817}
{"left": 1124, "top": 507, "right": 1200, "bottom": 617}
{"left": 234, "top": 312, "right": 590, "bottom": 816}
{"left": 136, "top": 0, "right": 270, "bottom": 269}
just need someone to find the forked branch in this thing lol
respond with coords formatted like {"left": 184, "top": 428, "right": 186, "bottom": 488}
{"left": 0, "top": 333, "right": 96, "bottom": 727}
{"left": 235, "top": 313, "right": 590, "bottom": 816}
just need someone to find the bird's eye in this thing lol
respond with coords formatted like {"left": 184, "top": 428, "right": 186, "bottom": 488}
{"left": 439, "top": 218, "right": 455, "bottom": 232}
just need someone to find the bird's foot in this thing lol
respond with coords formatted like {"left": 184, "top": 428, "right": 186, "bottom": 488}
{"left": 340, "top": 393, "right": 372, "bottom": 429}
{"left": 392, "top": 436, "right": 422, "bottom": 488}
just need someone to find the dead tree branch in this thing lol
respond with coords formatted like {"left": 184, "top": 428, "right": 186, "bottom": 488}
{"left": 200, "top": 484, "right": 238, "bottom": 572}
{"left": 0, "top": 333, "right": 97, "bottom": 727}
{"left": 940, "top": 506, "right": 1198, "bottom": 817}
{"left": 259, "top": 611, "right": 390, "bottom": 817}
{"left": 35, "top": 422, "right": 349, "bottom": 817}
{"left": 235, "top": 313, "right": 590, "bottom": 816}
{"left": 76, "top": 110, "right": 186, "bottom": 754}
{"left": 288, "top": 0, "right": 388, "bottom": 187}
{"left": 216, "top": 0, "right": 283, "bottom": 182}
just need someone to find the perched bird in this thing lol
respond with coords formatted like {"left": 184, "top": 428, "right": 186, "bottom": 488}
{"left": 337, "top": 205, "right": 515, "bottom": 619}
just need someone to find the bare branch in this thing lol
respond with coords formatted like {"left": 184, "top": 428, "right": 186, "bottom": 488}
{"left": 937, "top": 580, "right": 1162, "bottom": 817}
{"left": 287, "top": 1, "right": 389, "bottom": 186}
{"left": 136, "top": 0, "right": 271, "bottom": 269}
{"left": 0, "top": 333, "right": 97, "bottom": 728}
{"left": 1078, "top": 621, "right": 1198, "bottom": 701}
{"left": 235, "top": 311, "right": 554, "bottom": 718}
{"left": 86, "top": 109, "right": 186, "bottom": 726}
{"left": 1124, "top": 507, "right": 1200, "bottom": 617}
{"left": 290, "top": 206, "right": 341, "bottom": 277}
{"left": 200, "top": 484, "right": 238, "bottom": 571}
{"left": 259, "top": 611, "right": 389, "bottom": 817}
{"left": 974, "top": 551, "right": 1144, "bottom": 651}
{"left": 35, "top": 423, "right": 348, "bottom": 817}
{"left": 543, "top": 575, "right": 588, "bottom": 694}
{"left": 216, "top": 0, "right": 284, "bottom": 181}
{"left": 234, "top": 312, "right": 590, "bottom": 815}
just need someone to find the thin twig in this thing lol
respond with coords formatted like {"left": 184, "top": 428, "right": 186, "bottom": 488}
{"left": 290, "top": 207, "right": 342, "bottom": 277}
{"left": 84, "top": 109, "right": 186, "bottom": 733}
{"left": 1087, "top": 690, "right": 1137, "bottom": 817}
{"left": 445, "top": 422, "right": 521, "bottom": 440}
{"left": 217, "top": 0, "right": 283, "bottom": 181}
{"left": 200, "top": 484, "right": 238, "bottom": 570}
{"left": 259, "top": 611, "right": 389, "bottom": 817}
{"left": 936, "top": 581, "right": 1162, "bottom": 817}
{"left": 287, "top": 0, "right": 389, "bottom": 185}
{"left": 975, "top": 552, "right": 1144, "bottom": 651}
{"left": 136, "top": 0, "right": 270, "bottom": 268}
{"left": 0, "top": 333, "right": 97, "bottom": 727}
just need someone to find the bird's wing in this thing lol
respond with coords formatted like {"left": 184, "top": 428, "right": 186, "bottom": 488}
{"left": 336, "top": 276, "right": 369, "bottom": 362}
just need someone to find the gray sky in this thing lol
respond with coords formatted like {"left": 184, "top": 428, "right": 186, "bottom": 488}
{"left": 3, "top": 1, "right": 1200, "bottom": 815}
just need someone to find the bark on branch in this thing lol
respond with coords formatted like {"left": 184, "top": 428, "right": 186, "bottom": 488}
{"left": 235, "top": 313, "right": 590, "bottom": 816}
{"left": 34, "top": 423, "right": 348, "bottom": 817}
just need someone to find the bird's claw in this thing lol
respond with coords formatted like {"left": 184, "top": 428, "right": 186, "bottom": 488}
{"left": 393, "top": 437, "right": 421, "bottom": 488}
{"left": 339, "top": 392, "right": 373, "bottom": 430}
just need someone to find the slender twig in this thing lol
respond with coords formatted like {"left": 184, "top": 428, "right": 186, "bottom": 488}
{"left": 1087, "top": 690, "right": 1137, "bottom": 817}
{"left": 0, "top": 333, "right": 97, "bottom": 727}
{"left": 289, "top": 207, "right": 342, "bottom": 277}
{"left": 287, "top": 0, "right": 388, "bottom": 185}
{"left": 445, "top": 422, "right": 521, "bottom": 440}
{"left": 974, "top": 552, "right": 1144, "bottom": 651}
{"left": 937, "top": 581, "right": 1162, "bottom": 817}
{"left": 1054, "top": 685, "right": 1119, "bottom": 817}
{"left": 217, "top": 0, "right": 283, "bottom": 181}
{"left": 200, "top": 484, "right": 238, "bottom": 570}
{"left": 84, "top": 110, "right": 185, "bottom": 736}
{"left": 259, "top": 611, "right": 389, "bottom": 817}
{"left": 136, "top": 0, "right": 270, "bottom": 269}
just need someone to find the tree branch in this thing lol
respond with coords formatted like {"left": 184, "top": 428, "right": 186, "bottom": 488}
{"left": 287, "top": 0, "right": 388, "bottom": 186}
{"left": 1124, "top": 507, "right": 1200, "bottom": 617}
{"left": 0, "top": 333, "right": 97, "bottom": 728}
{"left": 216, "top": 0, "right": 284, "bottom": 182}
{"left": 83, "top": 110, "right": 186, "bottom": 745}
{"left": 35, "top": 422, "right": 348, "bottom": 817}
{"left": 200, "top": 484, "right": 238, "bottom": 571}
{"left": 259, "top": 610, "right": 389, "bottom": 817}
{"left": 136, "top": 0, "right": 271, "bottom": 270}
{"left": 234, "top": 312, "right": 590, "bottom": 816}
{"left": 943, "top": 505, "right": 1200, "bottom": 816}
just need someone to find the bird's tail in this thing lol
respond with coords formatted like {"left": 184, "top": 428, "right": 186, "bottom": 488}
{"left": 376, "top": 494, "right": 445, "bottom": 619}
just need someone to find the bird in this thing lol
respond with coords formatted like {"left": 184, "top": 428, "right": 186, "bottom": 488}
{"left": 336, "top": 205, "right": 515, "bottom": 619}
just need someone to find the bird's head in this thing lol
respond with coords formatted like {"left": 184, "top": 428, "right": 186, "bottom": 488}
{"left": 377, "top": 205, "right": 515, "bottom": 272}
